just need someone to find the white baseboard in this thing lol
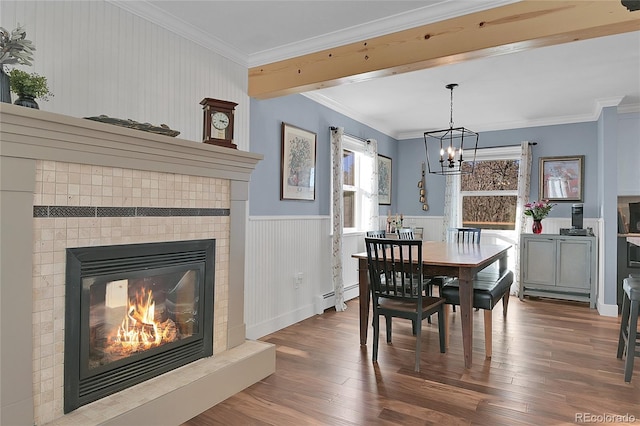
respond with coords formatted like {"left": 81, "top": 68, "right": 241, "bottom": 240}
{"left": 246, "top": 304, "right": 316, "bottom": 340}
{"left": 597, "top": 301, "right": 618, "bottom": 317}
{"left": 246, "top": 284, "right": 360, "bottom": 339}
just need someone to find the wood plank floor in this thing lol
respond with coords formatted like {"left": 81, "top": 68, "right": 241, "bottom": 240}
{"left": 183, "top": 297, "right": 639, "bottom": 425}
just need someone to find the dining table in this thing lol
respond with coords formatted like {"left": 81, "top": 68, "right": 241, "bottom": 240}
{"left": 352, "top": 240, "right": 512, "bottom": 369}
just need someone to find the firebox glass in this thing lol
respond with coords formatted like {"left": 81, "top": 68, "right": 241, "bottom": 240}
{"left": 86, "top": 267, "right": 201, "bottom": 370}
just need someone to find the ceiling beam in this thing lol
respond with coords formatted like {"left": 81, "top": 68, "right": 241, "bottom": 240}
{"left": 248, "top": 0, "right": 640, "bottom": 99}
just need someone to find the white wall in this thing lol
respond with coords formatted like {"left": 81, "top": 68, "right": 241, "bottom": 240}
{"left": 245, "top": 216, "right": 332, "bottom": 339}
{"left": 0, "top": 1, "right": 250, "bottom": 150}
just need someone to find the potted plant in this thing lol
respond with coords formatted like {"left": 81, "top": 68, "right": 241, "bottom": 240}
{"left": 523, "top": 199, "right": 555, "bottom": 234}
{"left": 0, "top": 24, "right": 35, "bottom": 103}
{"left": 8, "top": 68, "right": 52, "bottom": 109}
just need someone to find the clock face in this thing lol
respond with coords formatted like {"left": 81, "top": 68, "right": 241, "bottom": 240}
{"left": 211, "top": 112, "right": 230, "bottom": 130}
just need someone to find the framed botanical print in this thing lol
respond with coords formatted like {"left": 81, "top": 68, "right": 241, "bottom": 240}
{"left": 281, "top": 122, "right": 317, "bottom": 201}
{"left": 378, "top": 154, "right": 392, "bottom": 205}
{"left": 539, "top": 155, "right": 584, "bottom": 202}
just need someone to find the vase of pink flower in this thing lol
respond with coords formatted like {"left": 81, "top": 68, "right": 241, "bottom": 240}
{"left": 524, "top": 200, "right": 555, "bottom": 234}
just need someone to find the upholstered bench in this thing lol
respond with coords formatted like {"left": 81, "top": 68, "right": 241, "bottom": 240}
{"left": 441, "top": 269, "right": 514, "bottom": 358}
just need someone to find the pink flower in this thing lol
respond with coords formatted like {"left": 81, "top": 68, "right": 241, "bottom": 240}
{"left": 523, "top": 200, "right": 555, "bottom": 220}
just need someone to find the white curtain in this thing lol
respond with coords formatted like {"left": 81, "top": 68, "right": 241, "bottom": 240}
{"left": 331, "top": 127, "right": 347, "bottom": 311}
{"left": 441, "top": 174, "right": 461, "bottom": 241}
{"left": 363, "top": 138, "right": 379, "bottom": 231}
{"left": 513, "top": 141, "right": 532, "bottom": 295}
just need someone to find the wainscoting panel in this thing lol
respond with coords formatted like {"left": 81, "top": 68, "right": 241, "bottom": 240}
{"left": 246, "top": 216, "right": 332, "bottom": 339}
{"left": 245, "top": 215, "right": 607, "bottom": 340}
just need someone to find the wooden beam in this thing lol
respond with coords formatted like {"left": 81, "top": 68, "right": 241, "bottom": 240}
{"left": 248, "top": 1, "right": 640, "bottom": 99}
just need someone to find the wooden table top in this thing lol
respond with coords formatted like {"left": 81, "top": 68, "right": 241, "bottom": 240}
{"left": 352, "top": 241, "right": 512, "bottom": 268}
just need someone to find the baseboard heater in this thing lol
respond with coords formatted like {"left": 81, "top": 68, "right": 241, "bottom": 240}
{"left": 315, "top": 284, "right": 359, "bottom": 314}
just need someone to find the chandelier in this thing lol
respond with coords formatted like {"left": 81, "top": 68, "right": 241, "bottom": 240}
{"left": 424, "top": 83, "right": 479, "bottom": 175}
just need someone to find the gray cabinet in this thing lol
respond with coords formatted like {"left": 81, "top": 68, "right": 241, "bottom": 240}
{"left": 519, "top": 234, "right": 597, "bottom": 308}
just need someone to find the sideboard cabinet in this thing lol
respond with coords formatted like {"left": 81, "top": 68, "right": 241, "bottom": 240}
{"left": 519, "top": 233, "right": 597, "bottom": 308}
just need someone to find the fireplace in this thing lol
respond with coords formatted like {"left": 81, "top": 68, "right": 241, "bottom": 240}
{"left": 64, "top": 239, "right": 215, "bottom": 413}
{"left": 1, "top": 104, "right": 272, "bottom": 426}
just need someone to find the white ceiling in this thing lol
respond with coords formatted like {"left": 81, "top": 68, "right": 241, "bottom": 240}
{"left": 111, "top": 0, "right": 640, "bottom": 139}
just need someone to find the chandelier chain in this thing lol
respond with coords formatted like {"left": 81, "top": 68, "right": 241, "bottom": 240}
{"left": 449, "top": 86, "right": 454, "bottom": 129}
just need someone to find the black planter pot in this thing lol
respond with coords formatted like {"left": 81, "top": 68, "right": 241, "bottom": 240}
{"left": 0, "top": 68, "right": 11, "bottom": 104}
{"left": 14, "top": 94, "right": 39, "bottom": 109}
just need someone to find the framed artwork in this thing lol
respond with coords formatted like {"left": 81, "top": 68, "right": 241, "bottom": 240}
{"left": 378, "top": 154, "right": 392, "bottom": 205}
{"left": 539, "top": 155, "right": 584, "bottom": 202}
{"left": 281, "top": 122, "right": 317, "bottom": 201}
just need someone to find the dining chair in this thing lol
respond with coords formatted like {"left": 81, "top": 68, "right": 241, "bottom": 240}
{"left": 617, "top": 275, "right": 640, "bottom": 382}
{"left": 364, "top": 237, "right": 445, "bottom": 372}
{"left": 396, "top": 228, "right": 415, "bottom": 240}
{"left": 366, "top": 230, "right": 386, "bottom": 238}
{"left": 448, "top": 227, "right": 481, "bottom": 244}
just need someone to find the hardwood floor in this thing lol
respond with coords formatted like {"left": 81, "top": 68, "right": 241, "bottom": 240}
{"left": 183, "top": 297, "right": 639, "bottom": 425}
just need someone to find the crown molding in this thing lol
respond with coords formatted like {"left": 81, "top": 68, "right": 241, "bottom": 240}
{"left": 305, "top": 91, "right": 632, "bottom": 141}
{"left": 108, "top": 0, "right": 518, "bottom": 69}
{"left": 302, "top": 92, "right": 396, "bottom": 139}
{"left": 247, "top": 0, "right": 518, "bottom": 67}
{"left": 106, "top": 0, "right": 249, "bottom": 67}
{"left": 619, "top": 103, "right": 640, "bottom": 114}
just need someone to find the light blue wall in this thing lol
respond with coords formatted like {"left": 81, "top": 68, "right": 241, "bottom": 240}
{"left": 396, "top": 122, "right": 600, "bottom": 217}
{"left": 249, "top": 94, "right": 397, "bottom": 216}
{"left": 250, "top": 95, "right": 639, "bottom": 224}
{"left": 598, "top": 106, "right": 620, "bottom": 306}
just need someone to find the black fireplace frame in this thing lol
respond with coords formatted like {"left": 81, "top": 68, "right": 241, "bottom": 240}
{"left": 64, "top": 239, "right": 215, "bottom": 413}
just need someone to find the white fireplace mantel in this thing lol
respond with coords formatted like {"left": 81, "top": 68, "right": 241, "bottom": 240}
{"left": 0, "top": 103, "right": 273, "bottom": 425}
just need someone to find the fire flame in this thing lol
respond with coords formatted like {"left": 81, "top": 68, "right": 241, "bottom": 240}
{"left": 115, "top": 289, "right": 163, "bottom": 350}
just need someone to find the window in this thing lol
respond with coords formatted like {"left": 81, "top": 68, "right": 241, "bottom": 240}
{"left": 343, "top": 150, "right": 356, "bottom": 228}
{"left": 340, "top": 136, "right": 375, "bottom": 232}
{"left": 460, "top": 147, "right": 520, "bottom": 230}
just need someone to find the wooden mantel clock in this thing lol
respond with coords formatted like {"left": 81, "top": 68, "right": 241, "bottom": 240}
{"left": 200, "top": 98, "right": 238, "bottom": 149}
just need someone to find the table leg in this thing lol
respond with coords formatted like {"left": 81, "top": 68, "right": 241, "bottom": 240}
{"left": 358, "top": 257, "right": 369, "bottom": 345}
{"left": 458, "top": 268, "right": 474, "bottom": 368}
{"left": 499, "top": 253, "right": 507, "bottom": 273}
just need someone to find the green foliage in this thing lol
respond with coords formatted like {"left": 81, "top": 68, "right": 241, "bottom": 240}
{"left": 524, "top": 200, "right": 555, "bottom": 220}
{"left": 0, "top": 24, "right": 35, "bottom": 66}
{"left": 9, "top": 69, "right": 53, "bottom": 100}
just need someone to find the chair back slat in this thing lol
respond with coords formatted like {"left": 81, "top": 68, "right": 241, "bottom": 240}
{"left": 366, "top": 230, "right": 386, "bottom": 238}
{"left": 448, "top": 227, "right": 481, "bottom": 244}
{"left": 364, "top": 237, "right": 446, "bottom": 372}
{"left": 397, "top": 228, "right": 415, "bottom": 240}
{"left": 365, "top": 238, "right": 422, "bottom": 300}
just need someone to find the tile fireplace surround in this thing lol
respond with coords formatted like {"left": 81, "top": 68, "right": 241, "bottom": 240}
{"left": 0, "top": 104, "right": 274, "bottom": 425}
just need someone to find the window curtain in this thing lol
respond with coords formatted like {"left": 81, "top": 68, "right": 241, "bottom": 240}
{"left": 330, "top": 127, "right": 347, "bottom": 311}
{"left": 441, "top": 174, "right": 461, "bottom": 241}
{"left": 363, "top": 138, "right": 379, "bottom": 231}
{"left": 513, "top": 141, "right": 532, "bottom": 295}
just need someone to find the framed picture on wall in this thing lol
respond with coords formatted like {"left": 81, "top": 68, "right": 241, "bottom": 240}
{"left": 378, "top": 154, "right": 392, "bottom": 205}
{"left": 539, "top": 155, "right": 584, "bottom": 202}
{"left": 281, "top": 122, "right": 317, "bottom": 201}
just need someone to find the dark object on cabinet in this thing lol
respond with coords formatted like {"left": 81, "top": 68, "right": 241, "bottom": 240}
{"left": 629, "top": 202, "right": 640, "bottom": 233}
{"left": 572, "top": 203, "right": 584, "bottom": 229}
